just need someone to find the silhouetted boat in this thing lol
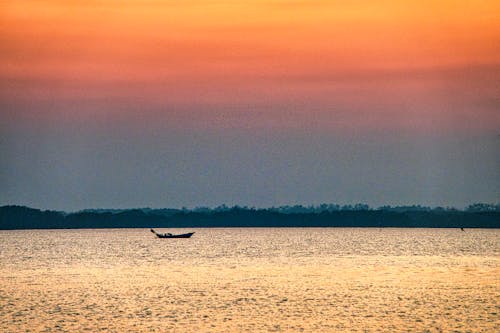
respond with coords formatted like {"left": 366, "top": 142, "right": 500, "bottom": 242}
{"left": 150, "top": 229, "right": 194, "bottom": 238}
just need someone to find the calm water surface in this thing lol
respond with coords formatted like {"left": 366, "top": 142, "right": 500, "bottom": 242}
{"left": 0, "top": 228, "right": 498, "bottom": 332}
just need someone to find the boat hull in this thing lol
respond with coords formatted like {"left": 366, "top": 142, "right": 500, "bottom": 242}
{"left": 155, "top": 232, "right": 194, "bottom": 239}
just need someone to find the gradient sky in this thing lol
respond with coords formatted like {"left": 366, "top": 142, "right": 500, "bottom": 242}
{"left": 1, "top": 0, "right": 499, "bottom": 211}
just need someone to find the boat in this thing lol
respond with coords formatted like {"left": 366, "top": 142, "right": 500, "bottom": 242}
{"left": 150, "top": 229, "right": 194, "bottom": 238}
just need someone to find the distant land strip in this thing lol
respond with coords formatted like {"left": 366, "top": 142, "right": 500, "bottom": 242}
{"left": 1, "top": 204, "right": 499, "bottom": 230}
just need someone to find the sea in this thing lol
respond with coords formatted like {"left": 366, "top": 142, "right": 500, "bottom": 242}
{"left": 0, "top": 228, "right": 498, "bottom": 332}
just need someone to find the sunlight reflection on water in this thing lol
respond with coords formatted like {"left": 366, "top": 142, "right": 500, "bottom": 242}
{"left": 0, "top": 228, "right": 498, "bottom": 332}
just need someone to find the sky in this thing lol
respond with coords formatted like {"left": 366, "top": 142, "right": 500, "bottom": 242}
{"left": 1, "top": 0, "right": 499, "bottom": 211}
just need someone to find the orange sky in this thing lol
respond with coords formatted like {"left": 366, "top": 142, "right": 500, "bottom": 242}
{"left": 1, "top": 1, "right": 499, "bottom": 210}
{"left": 1, "top": 0, "right": 499, "bottom": 131}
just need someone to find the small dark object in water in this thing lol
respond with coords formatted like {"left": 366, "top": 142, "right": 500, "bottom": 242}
{"left": 150, "top": 229, "right": 194, "bottom": 238}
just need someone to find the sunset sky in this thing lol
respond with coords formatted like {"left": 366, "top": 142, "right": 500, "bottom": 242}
{"left": 1, "top": 0, "right": 499, "bottom": 210}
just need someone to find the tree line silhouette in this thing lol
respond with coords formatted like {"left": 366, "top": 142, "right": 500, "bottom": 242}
{"left": 1, "top": 204, "right": 498, "bottom": 229}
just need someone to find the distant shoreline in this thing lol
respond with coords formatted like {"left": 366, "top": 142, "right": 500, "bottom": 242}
{"left": 1, "top": 205, "right": 499, "bottom": 230}
{"left": 2, "top": 225, "right": 499, "bottom": 230}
